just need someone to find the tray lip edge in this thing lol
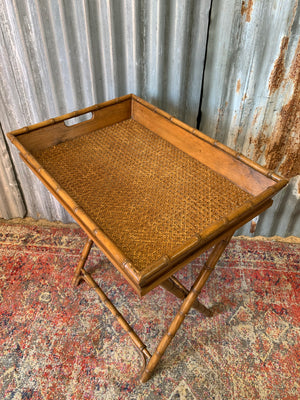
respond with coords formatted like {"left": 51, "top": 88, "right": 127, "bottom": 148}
{"left": 16, "top": 136, "right": 288, "bottom": 291}
{"left": 132, "top": 95, "right": 288, "bottom": 185}
{"left": 7, "top": 92, "right": 289, "bottom": 186}
{"left": 6, "top": 94, "right": 133, "bottom": 137}
{"left": 6, "top": 94, "right": 289, "bottom": 293}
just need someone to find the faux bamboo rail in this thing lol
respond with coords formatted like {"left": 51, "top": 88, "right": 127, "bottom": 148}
{"left": 139, "top": 180, "right": 285, "bottom": 288}
{"left": 17, "top": 150, "right": 140, "bottom": 294}
{"left": 139, "top": 199, "right": 273, "bottom": 294}
{"left": 7, "top": 94, "right": 133, "bottom": 137}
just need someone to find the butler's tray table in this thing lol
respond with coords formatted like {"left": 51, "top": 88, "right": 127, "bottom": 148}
{"left": 7, "top": 94, "right": 288, "bottom": 382}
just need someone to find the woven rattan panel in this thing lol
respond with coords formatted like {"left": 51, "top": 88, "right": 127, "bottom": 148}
{"left": 35, "top": 119, "right": 253, "bottom": 273}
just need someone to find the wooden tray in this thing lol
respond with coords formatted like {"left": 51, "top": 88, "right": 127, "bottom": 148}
{"left": 8, "top": 94, "right": 287, "bottom": 296}
{"left": 7, "top": 94, "right": 288, "bottom": 382}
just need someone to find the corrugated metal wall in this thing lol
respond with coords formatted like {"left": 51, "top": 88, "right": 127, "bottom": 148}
{"left": 0, "top": 0, "right": 299, "bottom": 237}
{"left": 0, "top": 0, "right": 211, "bottom": 223}
{"left": 0, "top": 124, "right": 25, "bottom": 219}
{"left": 200, "top": 0, "right": 300, "bottom": 237}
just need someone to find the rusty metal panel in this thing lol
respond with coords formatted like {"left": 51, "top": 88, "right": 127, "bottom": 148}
{"left": 200, "top": 0, "right": 300, "bottom": 237}
{"left": 0, "top": 0, "right": 211, "bottom": 221}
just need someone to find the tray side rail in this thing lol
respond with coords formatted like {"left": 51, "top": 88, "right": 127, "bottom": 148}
{"left": 8, "top": 95, "right": 132, "bottom": 153}
{"left": 131, "top": 95, "right": 288, "bottom": 196}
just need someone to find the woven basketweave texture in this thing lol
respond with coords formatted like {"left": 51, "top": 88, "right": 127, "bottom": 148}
{"left": 35, "top": 119, "right": 253, "bottom": 273}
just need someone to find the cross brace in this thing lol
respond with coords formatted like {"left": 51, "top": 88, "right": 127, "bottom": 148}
{"left": 73, "top": 233, "right": 233, "bottom": 383}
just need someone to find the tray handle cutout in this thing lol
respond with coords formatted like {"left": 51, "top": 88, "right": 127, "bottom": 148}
{"left": 64, "top": 112, "right": 93, "bottom": 127}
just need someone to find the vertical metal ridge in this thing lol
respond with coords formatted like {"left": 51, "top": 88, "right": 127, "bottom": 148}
{"left": 0, "top": 125, "right": 26, "bottom": 219}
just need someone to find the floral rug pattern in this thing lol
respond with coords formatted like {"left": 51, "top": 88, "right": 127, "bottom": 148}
{"left": 0, "top": 221, "right": 299, "bottom": 399}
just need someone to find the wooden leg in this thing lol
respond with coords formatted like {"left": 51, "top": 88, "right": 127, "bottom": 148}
{"left": 72, "top": 237, "right": 152, "bottom": 373}
{"left": 161, "top": 276, "right": 213, "bottom": 317}
{"left": 81, "top": 269, "right": 152, "bottom": 370}
{"left": 141, "top": 234, "right": 233, "bottom": 383}
{"left": 73, "top": 238, "right": 93, "bottom": 286}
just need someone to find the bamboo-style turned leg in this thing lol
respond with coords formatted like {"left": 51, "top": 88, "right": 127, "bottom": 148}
{"left": 81, "top": 269, "right": 152, "bottom": 369}
{"left": 72, "top": 237, "right": 151, "bottom": 371}
{"left": 73, "top": 238, "right": 93, "bottom": 286}
{"left": 141, "top": 234, "right": 233, "bottom": 383}
{"left": 161, "top": 276, "right": 213, "bottom": 317}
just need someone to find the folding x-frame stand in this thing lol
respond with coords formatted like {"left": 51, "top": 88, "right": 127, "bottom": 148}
{"left": 73, "top": 232, "right": 233, "bottom": 383}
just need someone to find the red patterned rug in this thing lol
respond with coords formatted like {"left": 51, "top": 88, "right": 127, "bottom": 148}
{"left": 0, "top": 221, "right": 299, "bottom": 399}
